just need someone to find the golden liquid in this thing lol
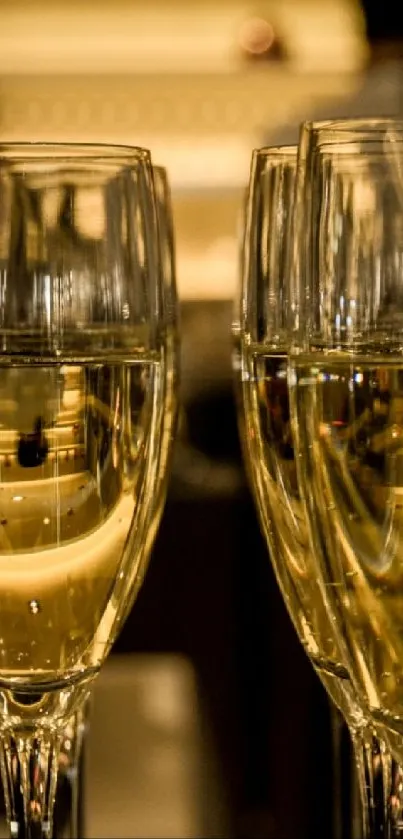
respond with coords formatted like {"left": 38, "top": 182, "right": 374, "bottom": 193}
{"left": 242, "top": 346, "right": 364, "bottom": 727}
{"left": 0, "top": 352, "right": 167, "bottom": 688}
{"left": 292, "top": 354, "right": 403, "bottom": 740}
{"left": 120, "top": 330, "right": 179, "bottom": 616}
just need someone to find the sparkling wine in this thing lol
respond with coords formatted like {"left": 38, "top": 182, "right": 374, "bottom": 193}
{"left": 291, "top": 353, "right": 403, "bottom": 737}
{"left": 242, "top": 345, "right": 366, "bottom": 723}
{"left": 0, "top": 352, "right": 165, "bottom": 687}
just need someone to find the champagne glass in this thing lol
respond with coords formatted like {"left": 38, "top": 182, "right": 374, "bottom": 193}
{"left": 237, "top": 144, "right": 392, "bottom": 837}
{"left": 289, "top": 118, "right": 403, "bottom": 834}
{"left": 0, "top": 142, "right": 172, "bottom": 839}
{"left": 54, "top": 163, "right": 179, "bottom": 839}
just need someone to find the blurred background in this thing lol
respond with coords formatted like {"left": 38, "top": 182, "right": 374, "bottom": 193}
{"left": 0, "top": 1, "right": 400, "bottom": 837}
{"left": 0, "top": 0, "right": 369, "bottom": 302}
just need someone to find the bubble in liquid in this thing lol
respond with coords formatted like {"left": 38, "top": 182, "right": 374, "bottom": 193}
{"left": 28, "top": 600, "right": 41, "bottom": 615}
{"left": 0, "top": 519, "right": 7, "bottom": 526}
{"left": 67, "top": 507, "right": 74, "bottom": 516}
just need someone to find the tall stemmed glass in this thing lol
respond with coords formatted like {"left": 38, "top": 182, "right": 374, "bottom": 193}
{"left": 289, "top": 118, "right": 403, "bottom": 835}
{"left": 237, "top": 144, "right": 392, "bottom": 838}
{"left": 0, "top": 143, "right": 171, "bottom": 839}
{"left": 55, "top": 163, "right": 180, "bottom": 839}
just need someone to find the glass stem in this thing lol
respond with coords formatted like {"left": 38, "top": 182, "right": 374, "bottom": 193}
{"left": 352, "top": 726, "right": 391, "bottom": 839}
{"left": 0, "top": 729, "right": 60, "bottom": 839}
{"left": 67, "top": 708, "right": 87, "bottom": 839}
{"left": 387, "top": 758, "right": 403, "bottom": 837}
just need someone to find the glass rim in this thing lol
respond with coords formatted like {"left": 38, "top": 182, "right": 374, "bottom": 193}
{"left": 0, "top": 140, "right": 152, "bottom": 164}
{"left": 253, "top": 144, "right": 297, "bottom": 159}
{"left": 303, "top": 117, "right": 403, "bottom": 133}
{"left": 300, "top": 119, "right": 403, "bottom": 153}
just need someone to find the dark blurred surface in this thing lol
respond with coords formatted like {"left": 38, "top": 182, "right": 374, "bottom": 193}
{"left": 362, "top": 0, "right": 403, "bottom": 42}
{"left": 114, "top": 300, "right": 335, "bottom": 839}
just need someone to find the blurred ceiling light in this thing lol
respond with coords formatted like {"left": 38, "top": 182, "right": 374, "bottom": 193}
{"left": 238, "top": 17, "right": 275, "bottom": 55}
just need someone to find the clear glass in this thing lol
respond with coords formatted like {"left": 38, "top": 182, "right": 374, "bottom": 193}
{"left": 290, "top": 118, "right": 403, "bottom": 836}
{"left": 0, "top": 142, "right": 173, "bottom": 838}
{"left": 56, "top": 164, "right": 180, "bottom": 839}
{"left": 237, "top": 144, "right": 394, "bottom": 838}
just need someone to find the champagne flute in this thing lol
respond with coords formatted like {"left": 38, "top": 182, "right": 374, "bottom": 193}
{"left": 237, "top": 144, "right": 391, "bottom": 837}
{"left": 289, "top": 117, "right": 403, "bottom": 835}
{"left": 0, "top": 142, "right": 173, "bottom": 839}
{"left": 54, "top": 163, "right": 180, "bottom": 839}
